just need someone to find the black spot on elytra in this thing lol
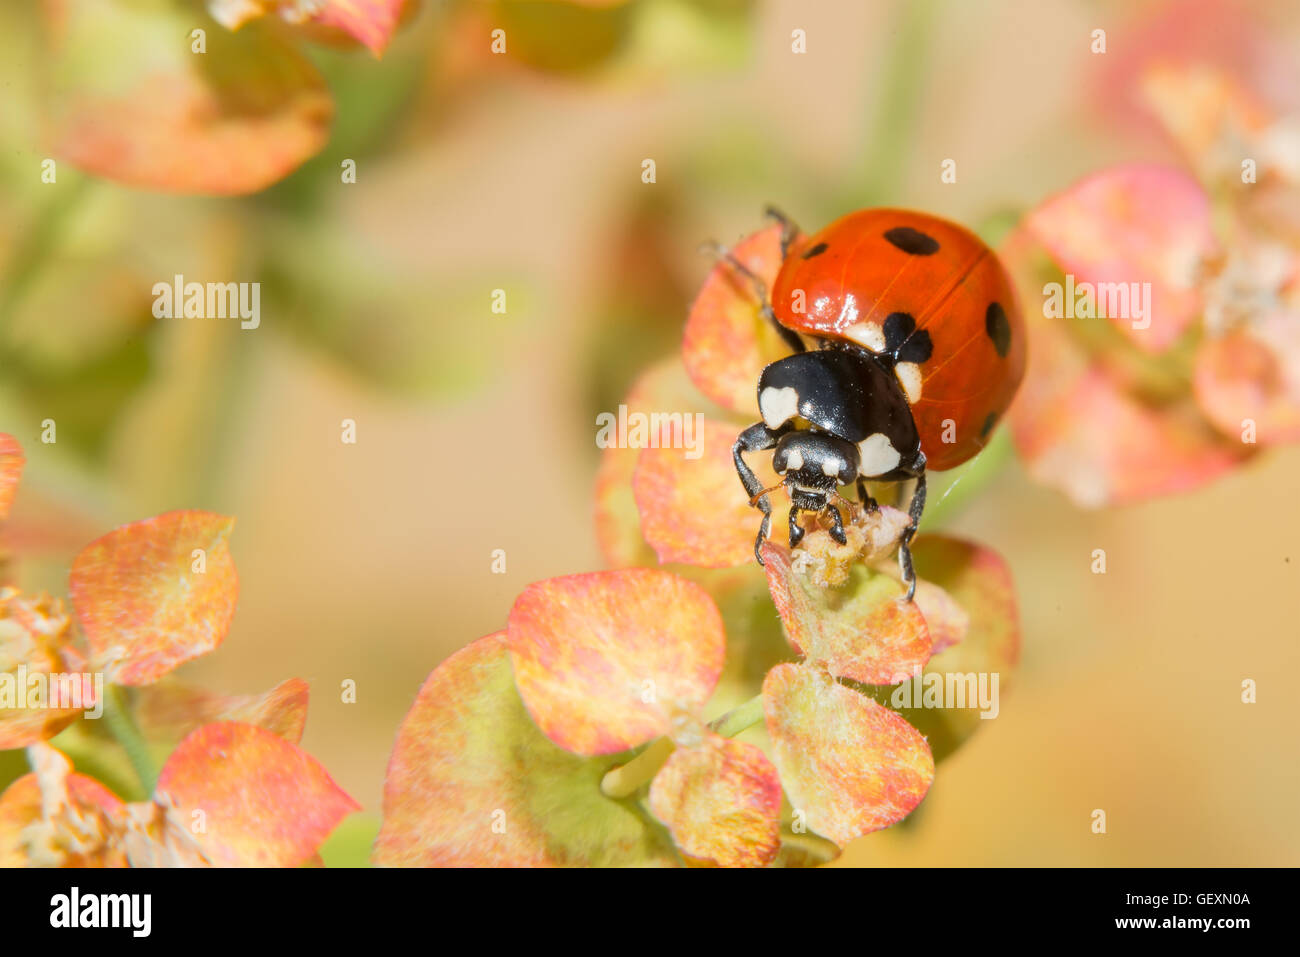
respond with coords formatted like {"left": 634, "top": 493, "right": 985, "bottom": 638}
{"left": 981, "top": 412, "right": 998, "bottom": 438}
{"left": 801, "top": 241, "right": 828, "bottom": 259}
{"left": 883, "top": 312, "right": 933, "bottom": 364}
{"left": 884, "top": 226, "right": 940, "bottom": 256}
{"left": 898, "top": 332, "right": 933, "bottom": 364}
{"left": 985, "top": 302, "right": 1011, "bottom": 357}
{"left": 883, "top": 312, "right": 915, "bottom": 350}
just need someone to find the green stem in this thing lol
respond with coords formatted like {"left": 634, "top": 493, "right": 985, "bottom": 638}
{"left": 101, "top": 685, "right": 157, "bottom": 796}
{"left": 708, "top": 694, "right": 764, "bottom": 738}
{"left": 599, "top": 695, "right": 767, "bottom": 799}
{"left": 779, "top": 828, "right": 841, "bottom": 863}
{"left": 601, "top": 737, "right": 674, "bottom": 800}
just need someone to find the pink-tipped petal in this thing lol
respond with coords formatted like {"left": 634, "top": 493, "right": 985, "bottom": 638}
{"left": 763, "top": 663, "right": 933, "bottom": 846}
{"left": 1025, "top": 165, "right": 1215, "bottom": 352}
{"left": 649, "top": 730, "right": 782, "bottom": 868}
{"left": 70, "top": 511, "right": 239, "bottom": 685}
{"left": 46, "top": 0, "right": 332, "bottom": 195}
{"left": 682, "top": 224, "right": 797, "bottom": 413}
{"left": 374, "top": 634, "right": 678, "bottom": 867}
{"left": 156, "top": 721, "right": 358, "bottom": 867}
{"left": 506, "top": 569, "right": 725, "bottom": 755}
{"left": 761, "top": 541, "right": 930, "bottom": 685}
{"left": 1195, "top": 319, "right": 1300, "bottom": 445}
{"left": 634, "top": 418, "right": 781, "bottom": 568}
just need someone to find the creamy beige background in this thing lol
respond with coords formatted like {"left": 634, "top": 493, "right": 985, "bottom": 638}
{"left": 5, "top": 0, "right": 1298, "bottom": 865}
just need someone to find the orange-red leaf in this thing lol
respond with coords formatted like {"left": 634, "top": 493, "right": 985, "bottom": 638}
{"left": 1003, "top": 242, "right": 1246, "bottom": 508}
{"left": 45, "top": 0, "right": 332, "bottom": 195}
{"left": 763, "top": 663, "right": 933, "bottom": 846}
{"left": 1024, "top": 165, "right": 1216, "bottom": 353}
{"left": 1138, "top": 63, "right": 1282, "bottom": 184}
{"left": 594, "top": 359, "right": 723, "bottom": 568}
{"left": 761, "top": 542, "right": 930, "bottom": 685}
{"left": 210, "top": 0, "right": 409, "bottom": 57}
{"left": 888, "top": 536, "right": 1021, "bottom": 762}
{"left": 156, "top": 721, "right": 358, "bottom": 867}
{"left": 299, "top": 0, "right": 407, "bottom": 56}
{"left": 1012, "top": 363, "right": 1245, "bottom": 507}
{"left": 507, "top": 569, "right": 726, "bottom": 755}
{"left": 135, "top": 677, "right": 310, "bottom": 747}
{"left": 682, "top": 223, "right": 796, "bottom": 413}
{"left": 1195, "top": 320, "right": 1300, "bottom": 445}
{"left": 69, "top": 511, "right": 239, "bottom": 686}
{"left": 649, "top": 730, "right": 782, "bottom": 868}
{"left": 633, "top": 417, "right": 782, "bottom": 568}
{"left": 0, "top": 435, "right": 22, "bottom": 521}
{"left": 374, "top": 634, "right": 678, "bottom": 867}
{"left": 912, "top": 578, "right": 969, "bottom": 656}
{"left": 913, "top": 537, "right": 1019, "bottom": 677}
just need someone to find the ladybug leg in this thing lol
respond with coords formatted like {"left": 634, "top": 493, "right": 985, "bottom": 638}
{"left": 788, "top": 505, "right": 805, "bottom": 550}
{"left": 733, "top": 422, "right": 780, "bottom": 564}
{"left": 855, "top": 478, "right": 879, "bottom": 513}
{"left": 752, "top": 507, "right": 773, "bottom": 563}
{"left": 824, "top": 501, "right": 847, "bottom": 545}
{"left": 763, "top": 206, "right": 801, "bottom": 259}
{"left": 701, "top": 241, "right": 806, "bottom": 355}
{"left": 898, "top": 471, "right": 928, "bottom": 601}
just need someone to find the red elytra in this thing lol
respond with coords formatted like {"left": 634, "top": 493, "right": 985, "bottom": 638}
{"left": 770, "top": 208, "right": 1026, "bottom": 471}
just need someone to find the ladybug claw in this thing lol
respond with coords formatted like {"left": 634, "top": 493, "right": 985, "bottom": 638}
{"left": 898, "top": 539, "right": 917, "bottom": 602}
{"left": 826, "top": 504, "right": 847, "bottom": 545}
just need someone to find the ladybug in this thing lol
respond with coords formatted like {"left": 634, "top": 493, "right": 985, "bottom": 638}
{"left": 726, "top": 208, "right": 1026, "bottom": 599}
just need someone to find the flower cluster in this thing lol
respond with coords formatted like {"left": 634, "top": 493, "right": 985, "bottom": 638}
{"left": 375, "top": 229, "right": 1022, "bottom": 866}
{"left": 1006, "top": 1, "right": 1300, "bottom": 506}
{"left": 43, "top": 0, "right": 412, "bottom": 195}
{"left": 0, "top": 435, "right": 357, "bottom": 867}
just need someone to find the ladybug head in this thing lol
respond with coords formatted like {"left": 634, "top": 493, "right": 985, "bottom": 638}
{"left": 771, "top": 430, "right": 859, "bottom": 493}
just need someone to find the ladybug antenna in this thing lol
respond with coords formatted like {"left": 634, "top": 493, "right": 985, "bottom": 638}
{"left": 749, "top": 482, "right": 785, "bottom": 508}
{"left": 700, "top": 242, "right": 767, "bottom": 294}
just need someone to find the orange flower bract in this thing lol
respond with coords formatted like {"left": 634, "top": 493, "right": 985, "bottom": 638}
{"left": 649, "top": 731, "right": 782, "bottom": 868}
{"left": 506, "top": 569, "right": 726, "bottom": 756}
{"left": 69, "top": 510, "right": 239, "bottom": 686}
{"left": 763, "top": 663, "right": 935, "bottom": 846}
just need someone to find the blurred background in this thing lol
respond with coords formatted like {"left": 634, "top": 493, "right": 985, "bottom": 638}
{"left": 1, "top": 0, "right": 1297, "bottom": 865}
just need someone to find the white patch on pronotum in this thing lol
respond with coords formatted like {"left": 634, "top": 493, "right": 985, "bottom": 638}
{"left": 844, "top": 320, "right": 886, "bottom": 352}
{"left": 822, "top": 457, "right": 841, "bottom": 477}
{"left": 784, "top": 449, "right": 804, "bottom": 471}
{"left": 895, "top": 361, "right": 923, "bottom": 403}
{"left": 857, "top": 433, "right": 901, "bottom": 476}
{"left": 759, "top": 386, "right": 800, "bottom": 429}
